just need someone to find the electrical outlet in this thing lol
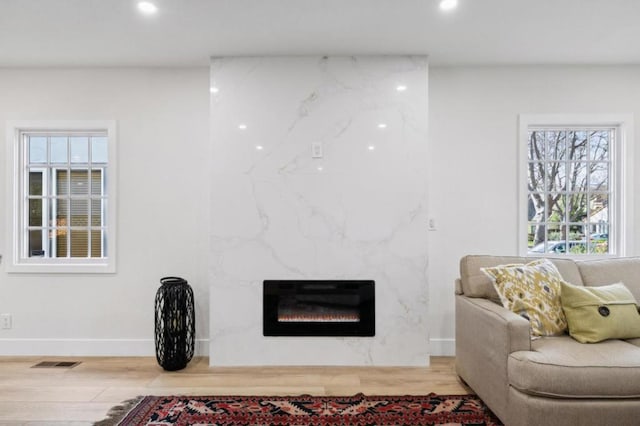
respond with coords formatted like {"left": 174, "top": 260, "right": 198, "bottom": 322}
{"left": 1, "top": 314, "right": 12, "bottom": 330}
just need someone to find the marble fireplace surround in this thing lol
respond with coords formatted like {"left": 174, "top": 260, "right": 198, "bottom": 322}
{"left": 209, "top": 56, "right": 429, "bottom": 366}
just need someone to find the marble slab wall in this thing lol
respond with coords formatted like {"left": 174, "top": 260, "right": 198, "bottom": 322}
{"left": 209, "top": 56, "right": 429, "bottom": 366}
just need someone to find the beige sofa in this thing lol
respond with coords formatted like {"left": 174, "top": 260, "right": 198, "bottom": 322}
{"left": 455, "top": 255, "right": 640, "bottom": 426}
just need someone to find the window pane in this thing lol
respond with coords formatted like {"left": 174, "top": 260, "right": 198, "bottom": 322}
{"left": 545, "top": 131, "right": 565, "bottom": 160}
{"left": 567, "top": 193, "right": 588, "bottom": 222}
{"left": 70, "top": 199, "right": 88, "bottom": 226}
{"left": 590, "top": 163, "right": 608, "bottom": 191}
{"left": 91, "top": 199, "right": 103, "bottom": 226}
{"left": 528, "top": 221, "right": 545, "bottom": 251}
{"left": 55, "top": 199, "right": 68, "bottom": 226}
{"left": 50, "top": 137, "right": 68, "bottom": 163}
{"left": 567, "top": 241, "right": 587, "bottom": 254}
{"left": 29, "top": 172, "right": 43, "bottom": 196}
{"left": 91, "top": 169, "right": 103, "bottom": 195}
{"left": 91, "top": 230, "right": 102, "bottom": 258}
{"left": 546, "top": 161, "right": 566, "bottom": 191}
{"left": 56, "top": 228, "right": 68, "bottom": 257}
{"left": 567, "top": 162, "right": 587, "bottom": 192}
{"left": 91, "top": 137, "right": 108, "bottom": 163}
{"left": 592, "top": 240, "right": 609, "bottom": 254}
{"left": 528, "top": 131, "right": 545, "bottom": 161}
{"left": 589, "top": 130, "right": 609, "bottom": 161}
{"left": 568, "top": 223, "right": 585, "bottom": 241}
{"left": 28, "top": 199, "right": 43, "bottom": 226}
{"left": 567, "top": 131, "right": 588, "bottom": 160}
{"left": 528, "top": 192, "right": 548, "bottom": 248}
{"left": 70, "top": 137, "right": 89, "bottom": 163}
{"left": 547, "top": 193, "right": 565, "bottom": 223}
{"left": 70, "top": 230, "right": 88, "bottom": 257}
{"left": 70, "top": 170, "right": 89, "bottom": 195}
{"left": 29, "top": 230, "right": 44, "bottom": 257}
{"left": 56, "top": 169, "right": 69, "bottom": 195}
{"left": 29, "top": 136, "right": 47, "bottom": 163}
{"left": 590, "top": 193, "right": 608, "bottom": 222}
{"left": 528, "top": 192, "right": 545, "bottom": 220}
{"left": 587, "top": 223, "right": 609, "bottom": 254}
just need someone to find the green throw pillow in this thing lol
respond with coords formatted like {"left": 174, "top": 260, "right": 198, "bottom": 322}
{"left": 560, "top": 281, "right": 640, "bottom": 343}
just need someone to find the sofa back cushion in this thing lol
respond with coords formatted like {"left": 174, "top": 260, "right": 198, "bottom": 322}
{"left": 578, "top": 257, "right": 640, "bottom": 302}
{"left": 459, "top": 255, "right": 584, "bottom": 302}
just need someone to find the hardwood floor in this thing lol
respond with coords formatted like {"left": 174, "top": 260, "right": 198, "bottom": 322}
{"left": 0, "top": 356, "right": 469, "bottom": 425}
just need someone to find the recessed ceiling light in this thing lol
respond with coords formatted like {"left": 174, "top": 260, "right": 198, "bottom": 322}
{"left": 238, "top": 124, "right": 247, "bottom": 130}
{"left": 396, "top": 85, "right": 407, "bottom": 92}
{"left": 210, "top": 86, "right": 219, "bottom": 94}
{"left": 317, "top": 166, "right": 324, "bottom": 171}
{"left": 368, "top": 145, "right": 376, "bottom": 151}
{"left": 256, "top": 145, "right": 263, "bottom": 150}
{"left": 439, "top": 0, "right": 458, "bottom": 11}
{"left": 378, "top": 123, "right": 387, "bottom": 129}
{"left": 137, "top": 1, "right": 158, "bottom": 15}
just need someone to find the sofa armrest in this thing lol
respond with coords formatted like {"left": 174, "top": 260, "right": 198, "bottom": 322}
{"left": 455, "top": 295, "right": 531, "bottom": 423}
{"left": 457, "top": 295, "right": 531, "bottom": 355}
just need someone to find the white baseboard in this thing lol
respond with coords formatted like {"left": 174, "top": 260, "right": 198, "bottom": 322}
{"left": 0, "top": 338, "right": 209, "bottom": 357}
{"left": 429, "top": 338, "right": 455, "bottom": 356}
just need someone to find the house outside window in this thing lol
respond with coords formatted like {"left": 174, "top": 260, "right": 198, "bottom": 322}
{"left": 519, "top": 115, "right": 633, "bottom": 257}
{"left": 6, "top": 121, "right": 117, "bottom": 273}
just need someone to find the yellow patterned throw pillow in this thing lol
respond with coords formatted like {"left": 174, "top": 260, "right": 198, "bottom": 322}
{"left": 482, "top": 259, "right": 568, "bottom": 337}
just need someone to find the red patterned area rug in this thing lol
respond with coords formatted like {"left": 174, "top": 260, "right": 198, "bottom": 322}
{"left": 95, "top": 393, "right": 502, "bottom": 426}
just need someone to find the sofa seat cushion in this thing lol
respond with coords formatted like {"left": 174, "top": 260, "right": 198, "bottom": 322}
{"left": 626, "top": 338, "right": 640, "bottom": 348}
{"left": 509, "top": 335, "right": 640, "bottom": 398}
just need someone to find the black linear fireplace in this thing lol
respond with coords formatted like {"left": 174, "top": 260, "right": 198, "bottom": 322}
{"left": 263, "top": 280, "right": 375, "bottom": 337}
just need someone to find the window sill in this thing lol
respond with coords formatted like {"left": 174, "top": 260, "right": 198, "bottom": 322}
{"left": 6, "top": 260, "right": 116, "bottom": 274}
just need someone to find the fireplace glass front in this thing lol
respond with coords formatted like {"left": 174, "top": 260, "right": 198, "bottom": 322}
{"left": 263, "top": 280, "right": 375, "bottom": 336}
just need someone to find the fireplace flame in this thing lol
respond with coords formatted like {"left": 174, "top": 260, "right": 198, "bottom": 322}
{"left": 278, "top": 313, "right": 360, "bottom": 323}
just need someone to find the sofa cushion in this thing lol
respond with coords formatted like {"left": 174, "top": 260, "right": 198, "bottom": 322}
{"left": 626, "top": 337, "right": 640, "bottom": 348}
{"left": 578, "top": 257, "right": 640, "bottom": 302}
{"left": 560, "top": 281, "right": 640, "bottom": 343}
{"left": 509, "top": 335, "right": 640, "bottom": 398}
{"left": 459, "top": 255, "right": 584, "bottom": 302}
{"left": 483, "top": 259, "right": 567, "bottom": 336}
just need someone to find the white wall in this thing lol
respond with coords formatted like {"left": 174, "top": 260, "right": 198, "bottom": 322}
{"left": 3, "top": 64, "right": 639, "bottom": 360}
{"left": 0, "top": 68, "right": 210, "bottom": 355}
{"left": 428, "top": 66, "right": 640, "bottom": 355}
{"left": 209, "top": 56, "right": 430, "bottom": 366}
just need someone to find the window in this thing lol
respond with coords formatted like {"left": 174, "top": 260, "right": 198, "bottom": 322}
{"left": 519, "top": 115, "right": 633, "bottom": 257}
{"left": 6, "top": 121, "right": 116, "bottom": 273}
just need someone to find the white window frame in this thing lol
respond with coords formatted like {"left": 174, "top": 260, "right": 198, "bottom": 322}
{"left": 518, "top": 114, "right": 634, "bottom": 258}
{"left": 5, "top": 120, "right": 117, "bottom": 273}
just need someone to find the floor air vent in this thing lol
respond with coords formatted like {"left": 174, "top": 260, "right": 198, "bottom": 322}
{"left": 32, "top": 361, "right": 81, "bottom": 368}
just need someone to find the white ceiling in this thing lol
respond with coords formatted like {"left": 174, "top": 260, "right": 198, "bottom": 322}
{"left": 1, "top": 0, "right": 640, "bottom": 67}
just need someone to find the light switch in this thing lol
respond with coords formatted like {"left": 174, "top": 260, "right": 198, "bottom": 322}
{"left": 311, "top": 142, "right": 323, "bottom": 158}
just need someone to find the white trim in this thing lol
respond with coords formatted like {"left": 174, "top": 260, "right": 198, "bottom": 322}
{"left": 0, "top": 338, "right": 209, "bottom": 357}
{"left": 5, "top": 120, "right": 117, "bottom": 273}
{"left": 518, "top": 114, "right": 634, "bottom": 257}
{"left": 429, "top": 338, "right": 455, "bottom": 356}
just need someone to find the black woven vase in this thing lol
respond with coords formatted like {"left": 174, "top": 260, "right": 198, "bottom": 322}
{"left": 154, "top": 276, "right": 195, "bottom": 371}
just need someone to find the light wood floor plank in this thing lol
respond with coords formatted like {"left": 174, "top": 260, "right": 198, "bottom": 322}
{"left": 0, "top": 356, "right": 467, "bottom": 423}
